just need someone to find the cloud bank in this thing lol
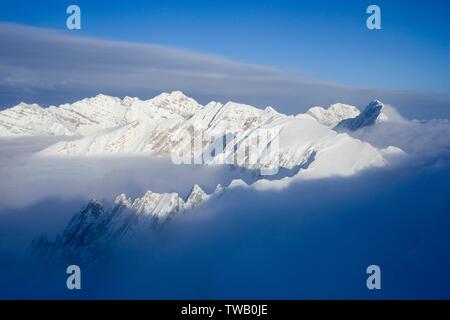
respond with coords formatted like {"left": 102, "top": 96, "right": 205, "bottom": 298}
{"left": 1, "top": 23, "right": 450, "bottom": 119}
{"left": 0, "top": 138, "right": 264, "bottom": 209}
{"left": 1, "top": 150, "right": 450, "bottom": 299}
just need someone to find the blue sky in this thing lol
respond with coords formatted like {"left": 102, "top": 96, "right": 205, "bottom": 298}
{"left": 0, "top": 0, "right": 448, "bottom": 94}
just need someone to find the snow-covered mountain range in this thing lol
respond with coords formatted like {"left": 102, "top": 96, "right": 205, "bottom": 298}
{"left": 1, "top": 91, "right": 398, "bottom": 178}
{"left": 31, "top": 184, "right": 218, "bottom": 262}
{"left": 0, "top": 91, "right": 405, "bottom": 262}
{"left": 0, "top": 91, "right": 200, "bottom": 137}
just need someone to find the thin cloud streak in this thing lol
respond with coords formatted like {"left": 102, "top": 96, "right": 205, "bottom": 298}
{"left": 0, "top": 22, "right": 449, "bottom": 119}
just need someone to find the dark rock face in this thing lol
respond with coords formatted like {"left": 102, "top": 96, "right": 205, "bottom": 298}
{"left": 336, "top": 100, "right": 385, "bottom": 131}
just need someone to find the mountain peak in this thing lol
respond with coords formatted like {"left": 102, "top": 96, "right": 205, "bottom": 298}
{"left": 146, "top": 90, "right": 201, "bottom": 118}
{"left": 83, "top": 199, "right": 104, "bottom": 216}
{"left": 335, "top": 99, "right": 388, "bottom": 131}
{"left": 361, "top": 99, "right": 387, "bottom": 120}
{"left": 92, "top": 93, "right": 117, "bottom": 101}
{"left": 153, "top": 90, "right": 191, "bottom": 101}
{"left": 114, "top": 193, "right": 131, "bottom": 206}
{"left": 185, "top": 184, "right": 208, "bottom": 207}
{"left": 365, "top": 99, "right": 384, "bottom": 112}
{"left": 214, "top": 184, "right": 224, "bottom": 193}
{"left": 95, "top": 93, "right": 109, "bottom": 98}
{"left": 121, "top": 96, "right": 141, "bottom": 106}
{"left": 307, "top": 103, "right": 360, "bottom": 128}
{"left": 14, "top": 102, "right": 42, "bottom": 110}
{"left": 189, "top": 184, "right": 204, "bottom": 193}
{"left": 264, "top": 106, "right": 278, "bottom": 114}
{"left": 369, "top": 99, "right": 383, "bottom": 105}
{"left": 73, "top": 93, "right": 122, "bottom": 107}
{"left": 169, "top": 90, "right": 188, "bottom": 98}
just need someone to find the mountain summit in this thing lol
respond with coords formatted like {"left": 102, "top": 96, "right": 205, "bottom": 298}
{"left": 335, "top": 100, "right": 389, "bottom": 131}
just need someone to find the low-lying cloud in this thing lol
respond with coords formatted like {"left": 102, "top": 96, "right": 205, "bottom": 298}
{"left": 349, "top": 118, "right": 450, "bottom": 156}
{"left": 0, "top": 138, "right": 263, "bottom": 209}
{"left": 1, "top": 150, "right": 450, "bottom": 299}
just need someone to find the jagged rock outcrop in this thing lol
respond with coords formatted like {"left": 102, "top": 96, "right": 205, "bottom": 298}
{"left": 335, "top": 100, "right": 388, "bottom": 131}
{"left": 30, "top": 184, "right": 218, "bottom": 263}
